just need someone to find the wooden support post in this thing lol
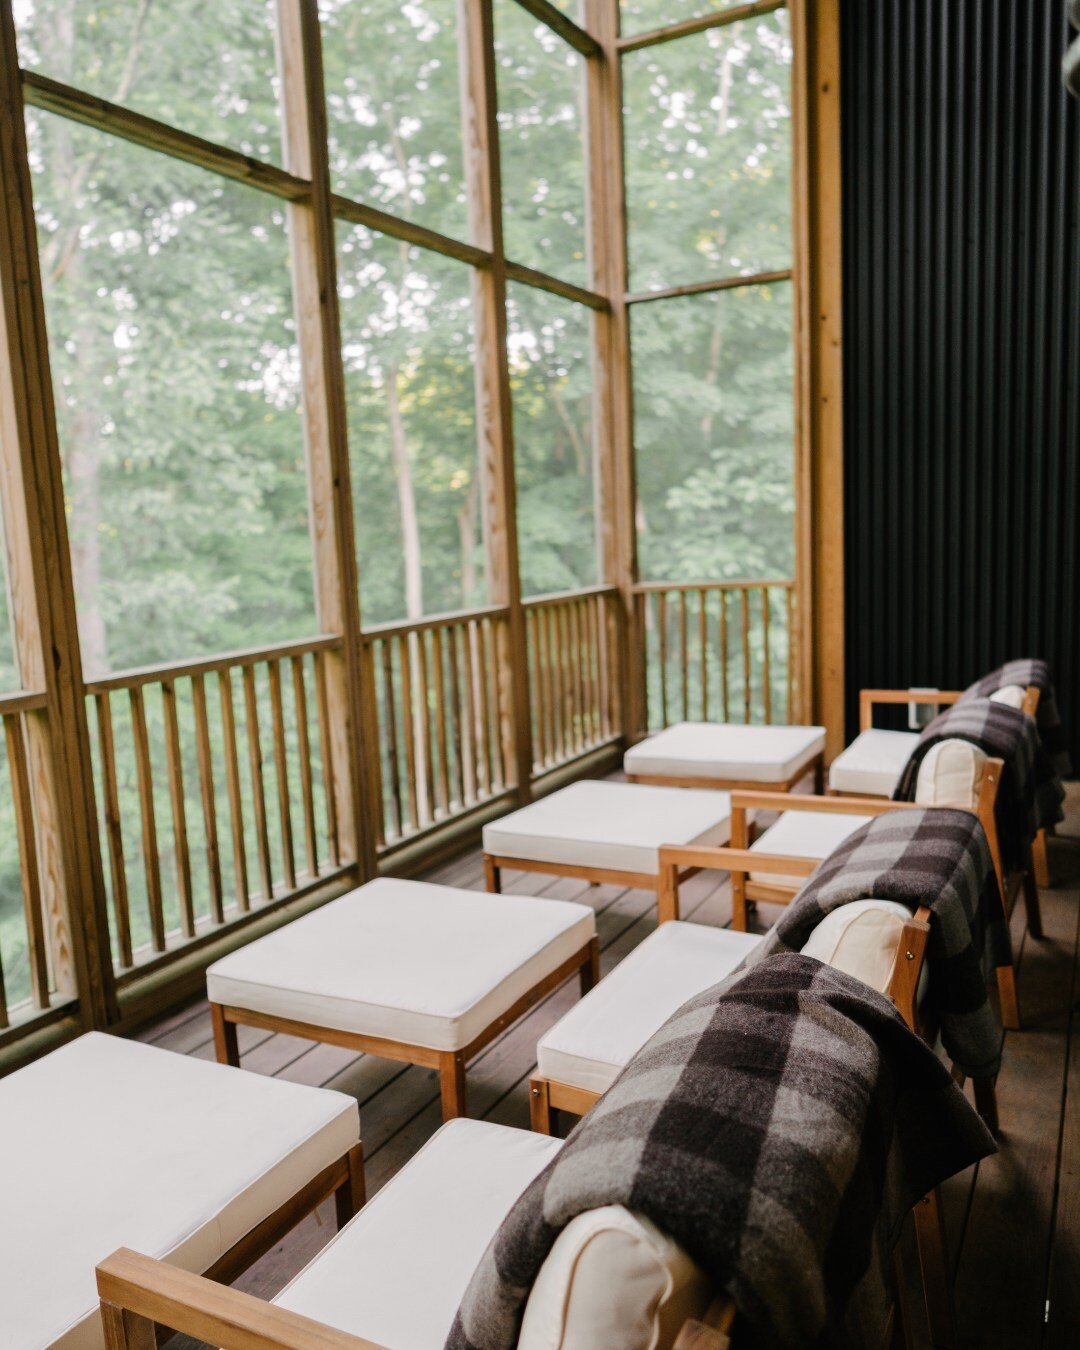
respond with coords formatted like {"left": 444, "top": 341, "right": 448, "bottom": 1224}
{"left": 530, "top": 1076, "right": 554, "bottom": 1134}
{"left": 0, "top": 1, "right": 115, "bottom": 1027}
{"left": 275, "top": 0, "right": 378, "bottom": 879}
{"left": 458, "top": 0, "right": 535, "bottom": 803}
{"left": 790, "top": 0, "right": 845, "bottom": 750}
{"left": 439, "top": 1050, "right": 468, "bottom": 1120}
{"left": 585, "top": 0, "right": 643, "bottom": 744}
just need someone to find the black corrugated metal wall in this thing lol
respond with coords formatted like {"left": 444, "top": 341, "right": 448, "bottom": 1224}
{"left": 840, "top": 0, "right": 1080, "bottom": 764}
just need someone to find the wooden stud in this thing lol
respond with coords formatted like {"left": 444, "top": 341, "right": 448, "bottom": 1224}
{"left": 3, "top": 712, "right": 48, "bottom": 1008}
{"left": 267, "top": 660, "right": 296, "bottom": 891}
{"left": 95, "top": 693, "right": 132, "bottom": 968}
{"left": 291, "top": 655, "right": 320, "bottom": 878}
{"left": 242, "top": 664, "right": 274, "bottom": 903}
{"left": 129, "top": 687, "right": 165, "bottom": 954}
{"left": 191, "top": 674, "right": 224, "bottom": 925}
{"left": 161, "top": 681, "right": 195, "bottom": 939}
{"left": 217, "top": 668, "right": 250, "bottom": 910}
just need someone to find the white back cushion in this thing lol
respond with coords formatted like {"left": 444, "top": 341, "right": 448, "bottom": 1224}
{"left": 914, "top": 737, "right": 988, "bottom": 808}
{"left": 800, "top": 899, "right": 912, "bottom": 993}
{"left": 520, "top": 1205, "right": 711, "bottom": 1350}
{"left": 989, "top": 683, "right": 1027, "bottom": 710}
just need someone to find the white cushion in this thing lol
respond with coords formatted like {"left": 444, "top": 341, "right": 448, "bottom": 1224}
{"left": 483, "top": 781, "right": 734, "bottom": 876}
{"left": 624, "top": 721, "right": 825, "bottom": 783}
{"left": 749, "top": 809, "right": 872, "bottom": 887}
{"left": 989, "top": 683, "right": 1027, "bottom": 710}
{"left": 207, "top": 878, "right": 595, "bottom": 1052}
{"left": 801, "top": 899, "right": 913, "bottom": 993}
{"left": 276, "top": 1120, "right": 562, "bottom": 1347}
{"left": 536, "top": 922, "right": 761, "bottom": 1094}
{"left": 3, "top": 1032, "right": 359, "bottom": 1350}
{"left": 519, "top": 1206, "right": 712, "bottom": 1350}
{"left": 914, "top": 738, "right": 988, "bottom": 809}
{"left": 828, "top": 728, "right": 920, "bottom": 796}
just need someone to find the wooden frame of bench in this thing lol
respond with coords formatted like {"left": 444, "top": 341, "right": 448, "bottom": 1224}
{"left": 849, "top": 683, "right": 1052, "bottom": 889}
{"left": 625, "top": 745, "right": 825, "bottom": 794}
{"left": 482, "top": 850, "right": 705, "bottom": 917}
{"left": 209, "top": 935, "right": 599, "bottom": 1122}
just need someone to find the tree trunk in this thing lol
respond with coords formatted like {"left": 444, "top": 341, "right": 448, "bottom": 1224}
{"left": 385, "top": 362, "right": 423, "bottom": 620}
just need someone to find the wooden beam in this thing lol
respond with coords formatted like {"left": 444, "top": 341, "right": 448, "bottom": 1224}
{"left": 275, "top": 0, "right": 379, "bottom": 877}
{"left": 509, "top": 0, "right": 601, "bottom": 59}
{"left": 618, "top": 0, "right": 787, "bottom": 54}
{"left": 626, "top": 267, "right": 794, "bottom": 305}
{"left": 0, "top": 2, "right": 116, "bottom": 1026}
{"left": 330, "top": 192, "right": 491, "bottom": 268}
{"left": 457, "top": 0, "right": 534, "bottom": 802}
{"left": 504, "top": 258, "right": 609, "bottom": 311}
{"left": 790, "top": 0, "right": 845, "bottom": 753}
{"left": 585, "top": 0, "right": 642, "bottom": 743}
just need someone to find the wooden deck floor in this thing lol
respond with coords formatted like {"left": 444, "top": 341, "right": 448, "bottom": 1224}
{"left": 139, "top": 790, "right": 1080, "bottom": 1349}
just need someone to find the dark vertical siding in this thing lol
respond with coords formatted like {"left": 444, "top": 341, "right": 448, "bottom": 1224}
{"left": 841, "top": 0, "right": 1080, "bottom": 764}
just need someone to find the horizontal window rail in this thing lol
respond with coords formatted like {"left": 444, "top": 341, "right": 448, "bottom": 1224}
{"left": 633, "top": 580, "right": 796, "bottom": 730}
{"left": 0, "top": 688, "right": 68, "bottom": 1036}
{"left": 524, "top": 587, "right": 623, "bottom": 776}
{"left": 86, "top": 638, "right": 349, "bottom": 980}
{"left": 364, "top": 607, "right": 515, "bottom": 852}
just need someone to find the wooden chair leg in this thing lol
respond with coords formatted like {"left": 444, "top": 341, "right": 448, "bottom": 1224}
{"left": 483, "top": 854, "right": 501, "bottom": 893}
{"left": 996, "top": 962, "right": 1021, "bottom": 1031}
{"left": 972, "top": 1076, "right": 1000, "bottom": 1137}
{"left": 1032, "top": 828, "right": 1051, "bottom": 888}
{"left": 1021, "top": 856, "right": 1044, "bottom": 940}
{"left": 530, "top": 1076, "right": 553, "bottom": 1134}
{"left": 913, "top": 1189, "right": 957, "bottom": 1350}
{"left": 210, "top": 1003, "right": 240, "bottom": 1067}
{"left": 100, "top": 1303, "right": 155, "bottom": 1350}
{"left": 439, "top": 1051, "right": 468, "bottom": 1121}
{"left": 334, "top": 1142, "right": 366, "bottom": 1229}
{"left": 580, "top": 937, "right": 600, "bottom": 994}
{"left": 731, "top": 874, "right": 749, "bottom": 932}
{"left": 658, "top": 862, "right": 680, "bottom": 924}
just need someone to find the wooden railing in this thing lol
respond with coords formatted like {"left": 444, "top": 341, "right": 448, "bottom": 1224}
{"left": 0, "top": 689, "right": 67, "bottom": 1033}
{"left": 634, "top": 580, "right": 796, "bottom": 729}
{"left": 85, "top": 636, "right": 351, "bottom": 979}
{"left": 364, "top": 606, "right": 515, "bottom": 852}
{"left": 525, "top": 587, "right": 622, "bottom": 776}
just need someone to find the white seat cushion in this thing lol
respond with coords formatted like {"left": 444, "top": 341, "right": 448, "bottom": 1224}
{"left": 749, "top": 809, "right": 872, "bottom": 887}
{"left": 276, "top": 1120, "right": 562, "bottom": 1348}
{"left": 914, "top": 738, "right": 988, "bottom": 809}
{"left": 3, "top": 1032, "right": 359, "bottom": 1350}
{"left": 483, "top": 781, "right": 734, "bottom": 876}
{"left": 801, "top": 899, "right": 913, "bottom": 993}
{"left": 536, "top": 922, "right": 761, "bottom": 1094}
{"left": 989, "top": 683, "right": 1027, "bottom": 710}
{"left": 624, "top": 722, "right": 826, "bottom": 783}
{"left": 207, "top": 878, "right": 595, "bottom": 1052}
{"left": 828, "top": 728, "right": 919, "bottom": 796}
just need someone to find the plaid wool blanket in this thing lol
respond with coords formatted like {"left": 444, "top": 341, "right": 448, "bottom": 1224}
{"left": 447, "top": 955, "right": 995, "bottom": 1350}
{"left": 960, "top": 657, "right": 1072, "bottom": 776}
{"left": 741, "top": 808, "right": 1008, "bottom": 1078}
{"left": 894, "top": 698, "right": 1065, "bottom": 874}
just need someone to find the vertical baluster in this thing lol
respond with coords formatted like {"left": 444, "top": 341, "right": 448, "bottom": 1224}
{"left": 4, "top": 712, "right": 48, "bottom": 1009}
{"left": 471, "top": 619, "right": 492, "bottom": 799}
{"left": 312, "top": 653, "right": 339, "bottom": 867}
{"left": 129, "top": 686, "right": 165, "bottom": 952}
{"left": 698, "top": 589, "right": 709, "bottom": 721}
{"left": 161, "top": 680, "right": 194, "bottom": 938}
{"left": 657, "top": 592, "right": 669, "bottom": 727}
{"left": 560, "top": 604, "right": 575, "bottom": 757}
{"left": 267, "top": 660, "right": 295, "bottom": 890}
{"left": 761, "top": 587, "right": 772, "bottom": 725}
{"left": 242, "top": 664, "right": 274, "bottom": 902}
{"left": 486, "top": 617, "right": 507, "bottom": 790}
{"left": 399, "top": 634, "right": 419, "bottom": 834}
{"left": 415, "top": 630, "right": 434, "bottom": 825}
{"left": 379, "top": 641, "right": 403, "bottom": 841}
{"left": 460, "top": 622, "right": 478, "bottom": 804}
{"left": 529, "top": 609, "right": 543, "bottom": 770}
{"left": 218, "top": 668, "right": 250, "bottom": 908}
{"left": 526, "top": 610, "right": 540, "bottom": 773}
{"left": 586, "top": 596, "right": 601, "bottom": 742}
{"left": 719, "top": 590, "right": 730, "bottom": 721}
{"left": 740, "top": 589, "right": 751, "bottom": 723}
{"left": 94, "top": 692, "right": 132, "bottom": 968}
{"left": 191, "top": 674, "right": 224, "bottom": 925}
{"left": 544, "top": 607, "right": 560, "bottom": 763}
{"left": 431, "top": 627, "right": 450, "bottom": 817}
{"left": 569, "top": 602, "right": 583, "bottom": 752}
{"left": 447, "top": 623, "right": 465, "bottom": 810}
{"left": 292, "top": 657, "right": 319, "bottom": 877}
{"left": 678, "top": 590, "right": 689, "bottom": 721}
{"left": 786, "top": 584, "right": 796, "bottom": 723}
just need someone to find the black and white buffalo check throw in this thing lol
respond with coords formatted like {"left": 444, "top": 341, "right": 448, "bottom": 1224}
{"left": 894, "top": 697, "right": 1065, "bottom": 874}
{"left": 446, "top": 955, "right": 994, "bottom": 1350}
{"left": 961, "top": 657, "right": 1072, "bottom": 776}
{"left": 743, "top": 807, "right": 1008, "bottom": 1078}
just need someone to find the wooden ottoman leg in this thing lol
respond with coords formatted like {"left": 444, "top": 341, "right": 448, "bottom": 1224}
{"left": 100, "top": 1303, "right": 156, "bottom": 1350}
{"left": 1032, "top": 827, "right": 1051, "bottom": 888}
{"left": 530, "top": 1076, "right": 553, "bottom": 1134}
{"left": 210, "top": 1003, "right": 240, "bottom": 1067}
{"left": 996, "top": 963, "right": 1021, "bottom": 1032}
{"left": 439, "top": 1051, "right": 468, "bottom": 1120}
{"left": 484, "top": 854, "right": 502, "bottom": 893}
{"left": 335, "top": 1142, "right": 366, "bottom": 1228}
{"left": 913, "top": 1189, "right": 957, "bottom": 1349}
{"left": 581, "top": 937, "right": 600, "bottom": 994}
{"left": 658, "top": 861, "right": 680, "bottom": 924}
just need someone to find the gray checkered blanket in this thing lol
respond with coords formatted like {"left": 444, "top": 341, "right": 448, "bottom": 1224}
{"left": 742, "top": 808, "right": 1008, "bottom": 1078}
{"left": 894, "top": 698, "right": 1065, "bottom": 874}
{"left": 961, "top": 658, "right": 1072, "bottom": 776}
{"left": 446, "top": 955, "right": 995, "bottom": 1350}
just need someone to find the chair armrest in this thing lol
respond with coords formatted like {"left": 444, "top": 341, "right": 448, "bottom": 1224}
{"left": 885, "top": 906, "right": 932, "bottom": 1032}
{"left": 96, "top": 1249, "right": 386, "bottom": 1350}
{"left": 858, "top": 687, "right": 963, "bottom": 731}
{"left": 659, "top": 843, "right": 819, "bottom": 878}
{"left": 728, "top": 790, "right": 920, "bottom": 817}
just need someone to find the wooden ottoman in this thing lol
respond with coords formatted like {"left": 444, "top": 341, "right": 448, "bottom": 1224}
{"left": 624, "top": 721, "right": 826, "bottom": 792}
